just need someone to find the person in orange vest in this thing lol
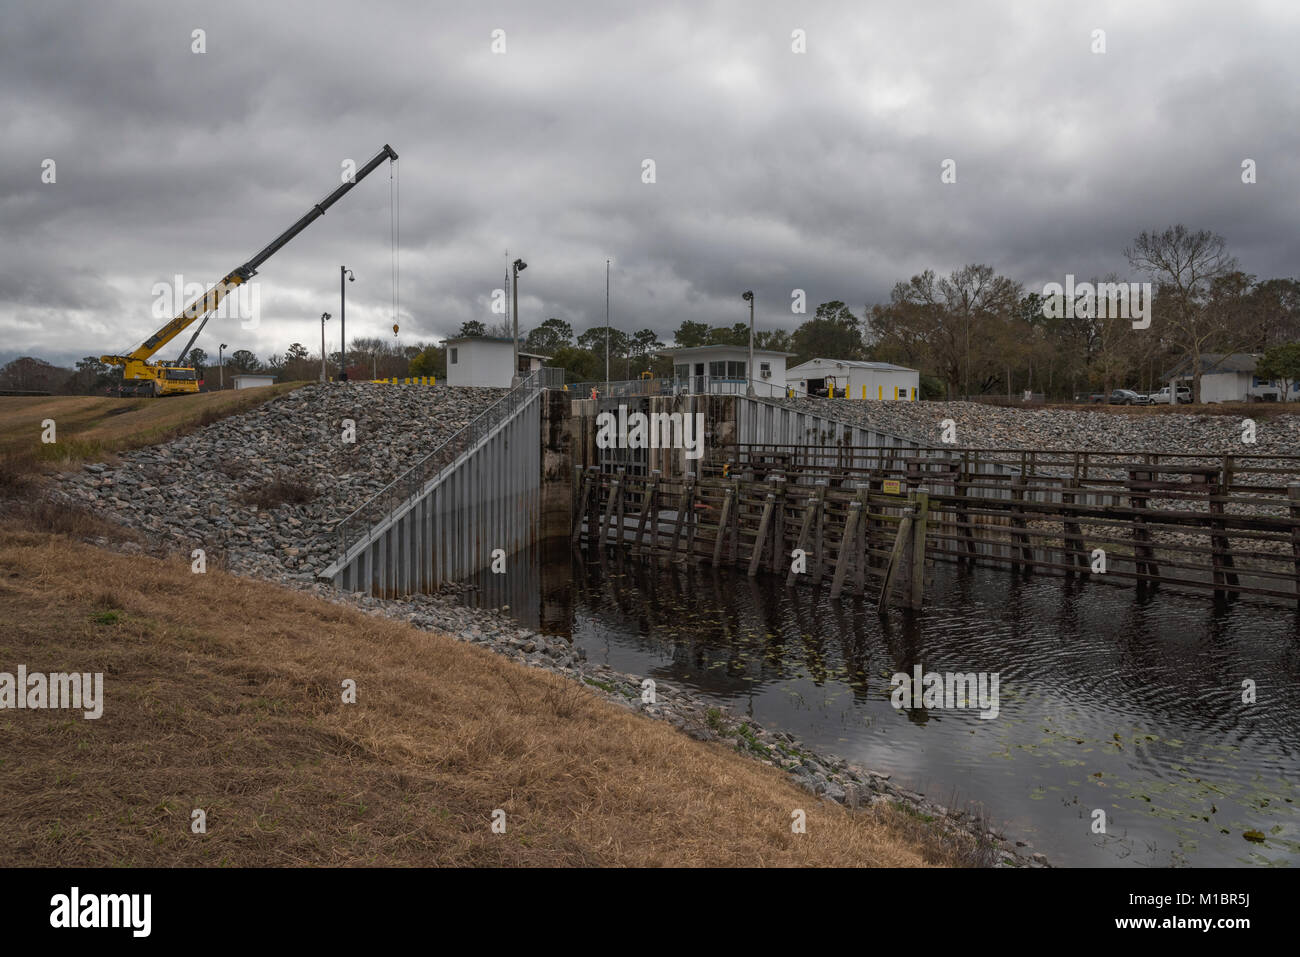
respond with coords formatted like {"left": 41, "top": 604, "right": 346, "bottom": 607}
{"left": 590, "top": 386, "right": 599, "bottom": 400}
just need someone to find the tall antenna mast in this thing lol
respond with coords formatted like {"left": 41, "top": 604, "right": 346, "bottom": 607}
{"left": 605, "top": 258, "right": 611, "bottom": 391}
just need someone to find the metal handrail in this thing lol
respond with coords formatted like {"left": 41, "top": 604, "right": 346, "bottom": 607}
{"left": 334, "top": 369, "right": 554, "bottom": 558}
{"left": 569, "top": 374, "right": 813, "bottom": 400}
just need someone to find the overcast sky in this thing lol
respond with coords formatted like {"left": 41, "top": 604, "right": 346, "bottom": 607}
{"left": 2, "top": 0, "right": 1297, "bottom": 368}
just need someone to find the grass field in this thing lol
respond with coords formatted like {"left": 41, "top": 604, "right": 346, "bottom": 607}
{"left": 0, "top": 383, "right": 305, "bottom": 474}
{"left": 0, "top": 516, "right": 982, "bottom": 866}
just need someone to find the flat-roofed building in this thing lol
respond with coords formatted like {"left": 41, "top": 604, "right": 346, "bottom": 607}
{"left": 786, "top": 358, "right": 920, "bottom": 400}
{"left": 661, "top": 345, "right": 792, "bottom": 397}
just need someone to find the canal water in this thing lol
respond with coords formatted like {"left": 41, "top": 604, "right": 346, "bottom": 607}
{"left": 461, "top": 544, "right": 1300, "bottom": 867}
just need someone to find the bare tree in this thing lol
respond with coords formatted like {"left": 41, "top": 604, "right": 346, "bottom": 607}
{"left": 872, "top": 265, "right": 1021, "bottom": 398}
{"left": 1125, "top": 225, "right": 1238, "bottom": 402}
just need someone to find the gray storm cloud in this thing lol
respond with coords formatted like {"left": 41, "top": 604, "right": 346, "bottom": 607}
{"left": 1, "top": 0, "right": 1297, "bottom": 367}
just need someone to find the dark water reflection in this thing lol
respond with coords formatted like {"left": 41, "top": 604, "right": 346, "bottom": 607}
{"left": 461, "top": 544, "right": 1300, "bottom": 867}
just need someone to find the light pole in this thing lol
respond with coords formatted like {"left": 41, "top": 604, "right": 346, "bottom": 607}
{"left": 340, "top": 267, "right": 354, "bottom": 381}
{"left": 742, "top": 290, "right": 755, "bottom": 396}
{"left": 511, "top": 258, "right": 527, "bottom": 384}
{"left": 605, "top": 259, "right": 611, "bottom": 391}
{"left": 219, "top": 343, "right": 228, "bottom": 390}
{"left": 319, "top": 313, "right": 331, "bottom": 382}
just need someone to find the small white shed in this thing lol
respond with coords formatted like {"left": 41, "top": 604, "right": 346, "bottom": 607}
{"left": 231, "top": 374, "right": 276, "bottom": 390}
{"left": 445, "top": 337, "right": 548, "bottom": 388}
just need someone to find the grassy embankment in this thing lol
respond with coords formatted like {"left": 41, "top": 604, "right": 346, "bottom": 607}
{"left": 0, "top": 384, "right": 984, "bottom": 867}
{"left": 0, "top": 384, "right": 305, "bottom": 490}
{"left": 0, "top": 523, "right": 983, "bottom": 866}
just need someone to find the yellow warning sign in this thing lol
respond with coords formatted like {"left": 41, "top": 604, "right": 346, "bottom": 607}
{"left": 882, "top": 479, "right": 902, "bottom": 495}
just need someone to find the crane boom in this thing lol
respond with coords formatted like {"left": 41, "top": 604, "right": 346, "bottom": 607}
{"left": 103, "top": 144, "right": 398, "bottom": 395}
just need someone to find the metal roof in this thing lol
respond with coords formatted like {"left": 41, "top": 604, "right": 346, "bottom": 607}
{"left": 788, "top": 358, "right": 917, "bottom": 373}
{"left": 659, "top": 345, "right": 796, "bottom": 357}
{"left": 1162, "top": 352, "right": 1260, "bottom": 379}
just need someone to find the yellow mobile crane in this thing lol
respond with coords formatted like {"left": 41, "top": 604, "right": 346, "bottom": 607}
{"left": 103, "top": 144, "right": 399, "bottom": 396}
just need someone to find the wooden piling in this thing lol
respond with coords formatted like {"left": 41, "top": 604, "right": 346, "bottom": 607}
{"left": 572, "top": 471, "right": 593, "bottom": 546}
{"left": 1209, "top": 470, "right": 1240, "bottom": 600}
{"left": 909, "top": 490, "right": 929, "bottom": 609}
{"left": 786, "top": 492, "right": 818, "bottom": 587}
{"left": 749, "top": 492, "right": 776, "bottom": 577}
{"left": 830, "top": 500, "right": 862, "bottom": 599}
{"left": 1061, "top": 479, "right": 1087, "bottom": 575}
{"left": 633, "top": 469, "right": 660, "bottom": 554}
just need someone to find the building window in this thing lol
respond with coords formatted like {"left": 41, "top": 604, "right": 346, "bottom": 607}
{"left": 760, "top": 361, "right": 771, "bottom": 377}
{"left": 727, "top": 360, "right": 746, "bottom": 379}
{"left": 674, "top": 364, "right": 689, "bottom": 380}
{"left": 450, "top": 348, "right": 458, "bottom": 364}
{"left": 709, "top": 360, "right": 726, "bottom": 378}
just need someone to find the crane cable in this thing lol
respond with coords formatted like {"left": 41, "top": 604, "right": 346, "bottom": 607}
{"left": 390, "top": 158, "right": 399, "bottom": 333}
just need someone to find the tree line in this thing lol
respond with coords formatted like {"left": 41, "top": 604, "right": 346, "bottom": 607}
{"left": 7, "top": 224, "right": 1296, "bottom": 400}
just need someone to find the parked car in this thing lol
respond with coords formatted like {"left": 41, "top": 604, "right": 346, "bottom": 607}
{"left": 1078, "top": 391, "right": 1107, "bottom": 404}
{"left": 1148, "top": 386, "right": 1193, "bottom": 404}
{"left": 1246, "top": 382, "right": 1282, "bottom": 402}
{"left": 1107, "top": 389, "right": 1149, "bottom": 405}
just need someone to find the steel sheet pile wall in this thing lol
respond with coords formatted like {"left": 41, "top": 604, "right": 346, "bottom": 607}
{"left": 325, "top": 392, "right": 542, "bottom": 595}
{"left": 735, "top": 396, "right": 920, "bottom": 453}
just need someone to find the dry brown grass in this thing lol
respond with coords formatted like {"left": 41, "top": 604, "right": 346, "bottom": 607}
{"left": 0, "top": 524, "right": 974, "bottom": 867}
{"left": 0, "top": 498, "right": 143, "bottom": 543}
{"left": 0, "top": 384, "right": 305, "bottom": 476}
{"left": 239, "top": 476, "right": 317, "bottom": 509}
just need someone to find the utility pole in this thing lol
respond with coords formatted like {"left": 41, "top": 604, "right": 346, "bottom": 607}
{"left": 340, "top": 267, "right": 354, "bottom": 381}
{"left": 511, "top": 258, "right": 527, "bottom": 385}
{"left": 605, "top": 258, "right": 611, "bottom": 391}
{"left": 742, "top": 290, "right": 755, "bottom": 396}
{"left": 319, "top": 313, "right": 330, "bottom": 382}
{"left": 219, "top": 343, "right": 228, "bottom": 390}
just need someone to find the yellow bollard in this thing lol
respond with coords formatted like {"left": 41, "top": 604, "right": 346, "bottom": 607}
{"left": 878, "top": 385, "right": 883, "bottom": 400}
{"left": 827, "top": 383, "right": 833, "bottom": 398}
{"left": 861, "top": 385, "right": 866, "bottom": 400}
{"left": 893, "top": 386, "right": 898, "bottom": 400}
